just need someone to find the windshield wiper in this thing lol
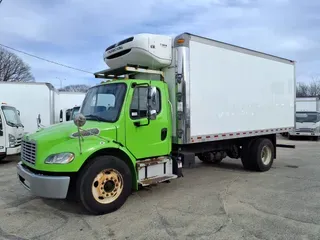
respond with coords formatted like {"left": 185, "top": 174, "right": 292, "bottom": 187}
{"left": 7, "top": 121, "right": 19, "bottom": 127}
{"left": 84, "top": 114, "right": 106, "bottom": 122}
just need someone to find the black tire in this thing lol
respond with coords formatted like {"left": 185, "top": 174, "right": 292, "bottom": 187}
{"left": 241, "top": 139, "right": 256, "bottom": 170}
{"left": 250, "top": 138, "right": 274, "bottom": 172}
{"left": 77, "top": 155, "right": 132, "bottom": 215}
{"left": 0, "top": 155, "right": 6, "bottom": 161}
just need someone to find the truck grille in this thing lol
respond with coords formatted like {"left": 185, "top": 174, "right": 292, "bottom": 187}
{"left": 21, "top": 140, "right": 37, "bottom": 165}
{"left": 15, "top": 138, "right": 22, "bottom": 147}
{"left": 297, "top": 128, "right": 313, "bottom": 132}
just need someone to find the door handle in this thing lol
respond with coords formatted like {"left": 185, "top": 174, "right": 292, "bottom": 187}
{"left": 161, "top": 128, "right": 167, "bottom": 141}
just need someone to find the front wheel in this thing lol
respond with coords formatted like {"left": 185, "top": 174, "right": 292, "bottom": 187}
{"left": 77, "top": 155, "right": 132, "bottom": 215}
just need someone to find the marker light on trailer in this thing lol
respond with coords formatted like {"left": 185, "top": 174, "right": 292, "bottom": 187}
{"left": 177, "top": 38, "right": 185, "bottom": 44}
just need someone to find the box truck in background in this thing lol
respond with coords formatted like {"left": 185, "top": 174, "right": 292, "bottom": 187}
{"left": 289, "top": 97, "right": 320, "bottom": 140}
{"left": 56, "top": 92, "right": 86, "bottom": 122}
{"left": 17, "top": 33, "right": 295, "bottom": 215}
{"left": 0, "top": 82, "right": 86, "bottom": 134}
{"left": 0, "top": 103, "right": 24, "bottom": 161}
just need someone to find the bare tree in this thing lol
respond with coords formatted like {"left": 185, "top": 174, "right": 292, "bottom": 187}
{"left": 296, "top": 82, "right": 310, "bottom": 97}
{"left": 0, "top": 47, "right": 35, "bottom": 82}
{"left": 59, "top": 84, "right": 90, "bottom": 93}
{"left": 296, "top": 76, "right": 320, "bottom": 97}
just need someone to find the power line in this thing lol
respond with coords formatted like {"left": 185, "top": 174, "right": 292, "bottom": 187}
{"left": 0, "top": 43, "right": 94, "bottom": 74}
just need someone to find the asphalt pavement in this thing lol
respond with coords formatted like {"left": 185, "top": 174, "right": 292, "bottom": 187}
{"left": 0, "top": 136, "right": 319, "bottom": 240}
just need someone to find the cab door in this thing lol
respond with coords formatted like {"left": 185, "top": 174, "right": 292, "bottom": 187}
{"left": 125, "top": 81, "right": 171, "bottom": 159}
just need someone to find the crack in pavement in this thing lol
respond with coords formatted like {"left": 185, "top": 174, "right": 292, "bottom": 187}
{"left": 240, "top": 200, "right": 320, "bottom": 226}
{"left": 0, "top": 227, "right": 28, "bottom": 240}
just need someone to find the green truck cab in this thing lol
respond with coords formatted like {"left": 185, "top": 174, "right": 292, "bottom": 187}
{"left": 17, "top": 76, "right": 180, "bottom": 215}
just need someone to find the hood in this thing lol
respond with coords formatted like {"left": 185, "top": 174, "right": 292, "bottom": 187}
{"left": 9, "top": 125, "right": 24, "bottom": 139}
{"left": 25, "top": 120, "right": 117, "bottom": 146}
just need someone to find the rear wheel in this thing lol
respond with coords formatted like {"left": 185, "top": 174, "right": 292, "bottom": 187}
{"left": 241, "top": 138, "right": 274, "bottom": 172}
{"left": 250, "top": 138, "right": 274, "bottom": 172}
{"left": 77, "top": 155, "right": 132, "bottom": 215}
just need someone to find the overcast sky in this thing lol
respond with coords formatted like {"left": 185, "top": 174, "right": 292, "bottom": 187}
{"left": 0, "top": 0, "right": 319, "bottom": 88}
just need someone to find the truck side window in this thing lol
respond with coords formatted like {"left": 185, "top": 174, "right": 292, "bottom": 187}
{"left": 0, "top": 115, "right": 2, "bottom": 131}
{"left": 130, "top": 86, "right": 161, "bottom": 119}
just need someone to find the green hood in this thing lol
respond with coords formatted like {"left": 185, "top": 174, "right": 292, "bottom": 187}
{"left": 22, "top": 120, "right": 118, "bottom": 171}
{"left": 26, "top": 120, "right": 117, "bottom": 144}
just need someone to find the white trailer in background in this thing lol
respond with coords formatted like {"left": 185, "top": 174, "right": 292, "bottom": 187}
{"left": 289, "top": 97, "right": 320, "bottom": 140}
{"left": 0, "top": 103, "right": 24, "bottom": 161}
{"left": 0, "top": 82, "right": 86, "bottom": 134}
{"left": 55, "top": 92, "right": 86, "bottom": 122}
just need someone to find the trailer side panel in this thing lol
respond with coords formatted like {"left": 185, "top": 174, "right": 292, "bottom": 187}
{"left": 178, "top": 34, "right": 295, "bottom": 143}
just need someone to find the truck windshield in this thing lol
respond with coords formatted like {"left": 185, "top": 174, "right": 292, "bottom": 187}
{"left": 1, "top": 106, "right": 23, "bottom": 127}
{"left": 296, "top": 112, "right": 319, "bottom": 123}
{"left": 80, "top": 83, "right": 127, "bottom": 122}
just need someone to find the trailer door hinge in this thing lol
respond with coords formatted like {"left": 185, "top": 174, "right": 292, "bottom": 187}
{"left": 176, "top": 73, "right": 183, "bottom": 84}
{"left": 177, "top": 111, "right": 183, "bottom": 120}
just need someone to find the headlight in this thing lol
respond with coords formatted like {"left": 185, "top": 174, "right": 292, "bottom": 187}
{"left": 45, "top": 152, "right": 75, "bottom": 164}
{"left": 9, "top": 134, "right": 15, "bottom": 143}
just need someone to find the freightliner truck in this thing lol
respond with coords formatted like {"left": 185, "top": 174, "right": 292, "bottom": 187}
{"left": 17, "top": 33, "right": 296, "bottom": 215}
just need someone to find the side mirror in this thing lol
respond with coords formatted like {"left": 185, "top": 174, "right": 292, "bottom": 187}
{"left": 148, "top": 86, "right": 158, "bottom": 120}
{"left": 0, "top": 130, "right": 3, "bottom": 137}
{"left": 17, "top": 110, "right": 20, "bottom": 116}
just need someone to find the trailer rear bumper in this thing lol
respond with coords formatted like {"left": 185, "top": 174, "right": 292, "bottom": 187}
{"left": 17, "top": 162, "right": 70, "bottom": 199}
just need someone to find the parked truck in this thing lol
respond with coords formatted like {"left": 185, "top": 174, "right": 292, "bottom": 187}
{"left": 0, "top": 82, "right": 86, "bottom": 134}
{"left": 0, "top": 103, "right": 24, "bottom": 161}
{"left": 288, "top": 97, "right": 320, "bottom": 140}
{"left": 17, "top": 33, "right": 295, "bottom": 215}
{"left": 56, "top": 92, "right": 86, "bottom": 123}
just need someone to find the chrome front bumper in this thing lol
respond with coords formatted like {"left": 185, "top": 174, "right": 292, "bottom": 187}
{"left": 17, "top": 161, "right": 70, "bottom": 199}
{"left": 290, "top": 132, "right": 320, "bottom": 137}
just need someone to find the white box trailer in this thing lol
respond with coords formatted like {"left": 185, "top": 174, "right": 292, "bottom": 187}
{"left": 0, "top": 82, "right": 56, "bottom": 134}
{"left": 289, "top": 97, "right": 320, "bottom": 139}
{"left": 55, "top": 92, "right": 86, "bottom": 122}
{"left": 296, "top": 97, "right": 320, "bottom": 112}
{"left": 0, "top": 82, "right": 86, "bottom": 134}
